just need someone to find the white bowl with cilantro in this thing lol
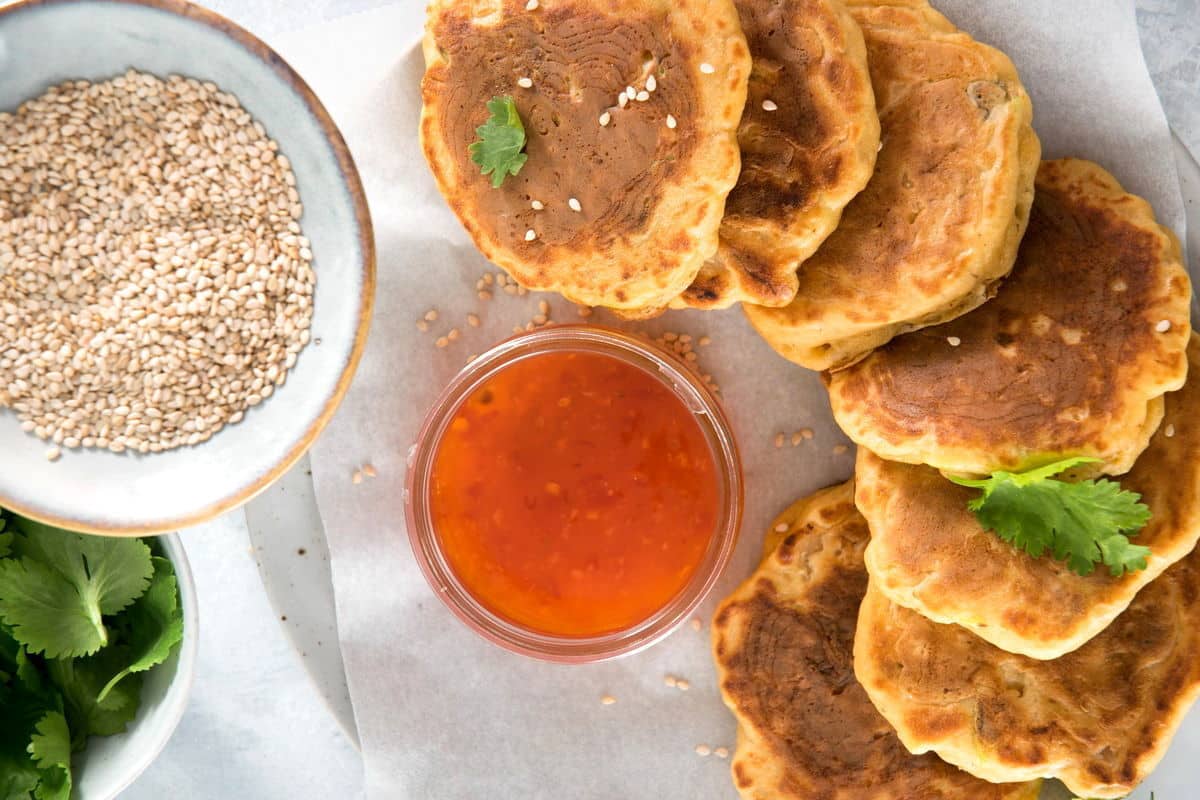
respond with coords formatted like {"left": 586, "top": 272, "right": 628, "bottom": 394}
{"left": 0, "top": 512, "right": 197, "bottom": 799}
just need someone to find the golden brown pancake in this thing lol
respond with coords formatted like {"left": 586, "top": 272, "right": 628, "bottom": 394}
{"left": 674, "top": 0, "right": 880, "bottom": 310}
{"left": 420, "top": 0, "right": 750, "bottom": 315}
{"left": 744, "top": 0, "right": 1039, "bottom": 371}
{"left": 712, "top": 482, "right": 1041, "bottom": 800}
{"left": 856, "top": 335, "right": 1200, "bottom": 660}
{"left": 829, "top": 159, "right": 1192, "bottom": 476}
{"left": 855, "top": 540, "right": 1200, "bottom": 799}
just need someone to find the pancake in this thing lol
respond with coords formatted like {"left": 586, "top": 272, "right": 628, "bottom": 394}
{"left": 674, "top": 0, "right": 880, "bottom": 310}
{"left": 420, "top": 0, "right": 750, "bottom": 315}
{"left": 712, "top": 482, "right": 1041, "bottom": 800}
{"left": 829, "top": 159, "right": 1192, "bottom": 476}
{"left": 744, "top": 0, "right": 1039, "bottom": 371}
{"left": 855, "top": 334, "right": 1200, "bottom": 660}
{"left": 855, "top": 537, "right": 1200, "bottom": 798}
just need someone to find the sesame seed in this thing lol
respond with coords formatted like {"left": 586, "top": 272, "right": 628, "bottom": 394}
{"left": 680, "top": 334, "right": 692, "bottom": 343}
{"left": 45, "top": 447, "right": 61, "bottom": 462}
{"left": 478, "top": 290, "right": 493, "bottom": 301}
{"left": 636, "top": 90, "right": 650, "bottom": 102}
{"left": 447, "top": 328, "right": 461, "bottom": 342}
{"left": 1166, "top": 424, "right": 1177, "bottom": 438}
{"left": 791, "top": 432, "right": 803, "bottom": 446}
{"left": 947, "top": 336, "right": 962, "bottom": 346}
{"left": 525, "top": 229, "right": 537, "bottom": 242}
{"left": 762, "top": 99, "right": 779, "bottom": 111}
{"left": 626, "top": 85, "right": 637, "bottom": 99}
{"left": 533, "top": 314, "right": 548, "bottom": 325}
{"left": 618, "top": 93, "right": 629, "bottom": 108}
{"left": 531, "top": 200, "right": 545, "bottom": 210}
{"left": 601, "top": 695, "right": 616, "bottom": 705}
{"left": 690, "top": 617, "right": 702, "bottom": 631}
{"left": 699, "top": 336, "right": 711, "bottom": 347}
{"left": 695, "top": 745, "right": 711, "bottom": 757}
{"left": 435, "top": 336, "right": 449, "bottom": 348}
{"left": 774, "top": 433, "right": 785, "bottom": 448}
{"left": 416, "top": 320, "right": 430, "bottom": 332}
{"left": 539, "top": 300, "right": 550, "bottom": 314}
{"left": 518, "top": 286, "right": 528, "bottom": 296}
{"left": 484, "top": 273, "right": 495, "bottom": 285}
{"left": 676, "top": 679, "right": 690, "bottom": 691}
{"left": 568, "top": 197, "right": 582, "bottom": 212}
{"left": 714, "top": 747, "right": 730, "bottom": 759}
{"left": 505, "top": 284, "right": 518, "bottom": 296}
{"left": 646, "top": 75, "right": 657, "bottom": 92}
{"left": 351, "top": 470, "right": 363, "bottom": 484}
{"left": 363, "top": 464, "right": 378, "bottom": 478}
{"left": 599, "top": 111, "right": 611, "bottom": 127}
{"left": 664, "top": 332, "right": 678, "bottom": 342}
{"left": 666, "top": 114, "right": 677, "bottom": 129}
{"left": 801, "top": 428, "right": 814, "bottom": 440}
{"left": 664, "top": 675, "right": 677, "bottom": 687}
{"left": 578, "top": 306, "right": 593, "bottom": 317}
{"left": 517, "top": 77, "right": 533, "bottom": 89}
{"left": 700, "top": 62, "right": 715, "bottom": 74}
{"left": 1156, "top": 319, "right": 1172, "bottom": 333}
{"left": 424, "top": 309, "right": 439, "bottom": 322}
{"left": 833, "top": 444, "right": 849, "bottom": 455}
{"left": 526, "top": 0, "right": 538, "bottom": 8}
{"left": 467, "top": 314, "right": 481, "bottom": 328}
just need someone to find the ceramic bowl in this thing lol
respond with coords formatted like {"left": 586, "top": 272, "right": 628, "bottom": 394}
{"left": 75, "top": 532, "right": 199, "bottom": 799}
{"left": 0, "top": 0, "right": 374, "bottom": 534}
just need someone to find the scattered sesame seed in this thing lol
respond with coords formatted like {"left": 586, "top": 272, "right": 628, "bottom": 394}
{"left": 416, "top": 320, "right": 430, "bottom": 332}
{"left": 467, "top": 314, "right": 481, "bottom": 328}
{"left": 774, "top": 433, "right": 785, "bottom": 448}
{"left": 517, "top": 77, "right": 534, "bottom": 89}
{"left": 774, "top": 523, "right": 788, "bottom": 533}
{"left": 601, "top": 695, "right": 617, "bottom": 705}
{"left": 700, "top": 62, "right": 715, "bottom": 74}
{"left": 517, "top": 286, "right": 528, "bottom": 296}
{"left": 636, "top": 90, "right": 650, "bottom": 102}
{"left": 526, "top": 0, "right": 538, "bottom": 8}
{"left": 525, "top": 322, "right": 535, "bottom": 331}
{"left": 1156, "top": 319, "right": 1172, "bottom": 333}
{"left": 646, "top": 75, "right": 657, "bottom": 92}
{"left": 666, "top": 114, "right": 677, "bottom": 129}
{"left": 478, "top": 290, "right": 493, "bottom": 301}
{"left": 801, "top": 428, "right": 814, "bottom": 440}
{"left": 424, "top": 309, "right": 439, "bottom": 322}
{"left": 351, "top": 470, "right": 363, "bottom": 484}
{"left": 45, "top": 447, "right": 61, "bottom": 462}
{"left": 833, "top": 444, "right": 849, "bottom": 455}
{"left": 447, "top": 328, "right": 461, "bottom": 342}
{"left": 531, "top": 200, "right": 545, "bottom": 211}
{"left": 690, "top": 617, "right": 702, "bottom": 631}
{"left": 695, "top": 744, "right": 711, "bottom": 756}
{"left": 665, "top": 675, "right": 678, "bottom": 687}
{"left": 1166, "top": 424, "right": 1177, "bottom": 438}
{"left": 947, "top": 336, "right": 962, "bottom": 346}
{"left": 435, "top": 336, "right": 449, "bottom": 348}
{"left": 626, "top": 85, "right": 637, "bottom": 99}
{"left": 568, "top": 197, "right": 582, "bottom": 212}
{"left": 533, "top": 314, "right": 548, "bottom": 325}
{"left": 791, "top": 432, "right": 803, "bottom": 446}
{"left": 484, "top": 273, "right": 495, "bottom": 285}
{"left": 578, "top": 306, "right": 593, "bottom": 317}
{"left": 684, "top": 352, "right": 697, "bottom": 362}
{"left": 664, "top": 332, "right": 678, "bottom": 342}
{"left": 363, "top": 464, "right": 378, "bottom": 478}
{"left": 513, "top": 325, "right": 524, "bottom": 335}
{"left": 714, "top": 747, "right": 730, "bottom": 759}
{"left": 497, "top": 273, "right": 509, "bottom": 286}
{"left": 679, "top": 334, "right": 692, "bottom": 344}
{"left": 699, "top": 336, "right": 711, "bottom": 347}
{"left": 505, "top": 284, "right": 519, "bottom": 296}
{"left": 676, "top": 679, "right": 690, "bottom": 691}
{"left": 539, "top": 300, "right": 551, "bottom": 314}
{"left": 599, "top": 111, "right": 612, "bottom": 127}
{"left": 618, "top": 93, "right": 629, "bottom": 108}
{"left": 525, "top": 229, "right": 537, "bottom": 242}
{"left": 762, "top": 99, "right": 779, "bottom": 112}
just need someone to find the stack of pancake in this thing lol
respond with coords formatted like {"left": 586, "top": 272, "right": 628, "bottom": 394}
{"left": 420, "top": 1, "right": 1198, "bottom": 795}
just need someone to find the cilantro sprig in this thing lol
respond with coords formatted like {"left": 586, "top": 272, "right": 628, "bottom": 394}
{"left": 949, "top": 457, "right": 1152, "bottom": 577}
{"left": 469, "top": 96, "right": 528, "bottom": 188}
{"left": 0, "top": 510, "right": 184, "bottom": 797}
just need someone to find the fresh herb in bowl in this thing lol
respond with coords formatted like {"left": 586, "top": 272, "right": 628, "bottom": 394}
{"left": 0, "top": 512, "right": 184, "bottom": 799}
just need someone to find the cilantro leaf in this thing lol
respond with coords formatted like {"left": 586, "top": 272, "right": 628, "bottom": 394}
{"left": 0, "top": 514, "right": 11, "bottom": 558}
{"left": 28, "top": 712, "right": 72, "bottom": 800}
{"left": 0, "top": 684, "right": 52, "bottom": 800}
{"left": 0, "top": 519, "right": 153, "bottom": 658}
{"left": 98, "top": 556, "right": 184, "bottom": 703}
{"left": 48, "top": 649, "right": 143, "bottom": 749}
{"left": 469, "top": 96, "right": 528, "bottom": 188}
{"left": 949, "top": 458, "right": 1152, "bottom": 576}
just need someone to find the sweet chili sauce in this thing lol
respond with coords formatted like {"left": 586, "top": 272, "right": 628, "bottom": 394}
{"left": 429, "top": 350, "right": 721, "bottom": 637}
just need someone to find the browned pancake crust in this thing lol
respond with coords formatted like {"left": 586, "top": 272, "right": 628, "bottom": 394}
{"left": 856, "top": 537, "right": 1200, "bottom": 798}
{"left": 677, "top": 0, "right": 879, "bottom": 310}
{"left": 712, "top": 482, "right": 1040, "bottom": 800}
{"left": 829, "top": 159, "right": 1192, "bottom": 476}
{"left": 744, "top": 0, "right": 1039, "bottom": 371}
{"left": 855, "top": 334, "right": 1200, "bottom": 660}
{"left": 421, "top": 0, "right": 748, "bottom": 314}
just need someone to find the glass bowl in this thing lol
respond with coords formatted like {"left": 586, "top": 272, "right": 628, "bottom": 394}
{"left": 405, "top": 324, "right": 742, "bottom": 663}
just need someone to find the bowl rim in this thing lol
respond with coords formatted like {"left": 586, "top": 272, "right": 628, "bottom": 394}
{"left": 84, "top": 531, "right": 200, "bottom": 799}
{"left": 0, "top": 0, "right": 376, "bottom": 536}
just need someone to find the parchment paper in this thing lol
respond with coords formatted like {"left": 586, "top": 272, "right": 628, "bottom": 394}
{"left": 273, "top": 2, "right": 1192, "bottom": 797}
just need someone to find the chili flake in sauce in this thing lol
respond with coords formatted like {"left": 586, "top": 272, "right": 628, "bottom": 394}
{"left": 430, "top": 350, "right": 720, "bottom": 637}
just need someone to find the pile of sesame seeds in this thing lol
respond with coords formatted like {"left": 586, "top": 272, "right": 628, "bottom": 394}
{"left": 0, "top": 71, "right": 315, "bottom": 458}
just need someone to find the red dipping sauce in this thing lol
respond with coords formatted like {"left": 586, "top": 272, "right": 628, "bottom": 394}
{"left": 430, "top": 350, "right": 720, "bottom": 637}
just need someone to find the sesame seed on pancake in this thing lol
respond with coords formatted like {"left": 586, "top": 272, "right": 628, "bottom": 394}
{"left": 854, "top": 531, "right": 1200, "bottom": 798}
{"left": 420, "top": 0, "right": 750, "bottom": 315}
{"left": 828, "top": 159, "right": 1192, "bottom": 477}
{"left": 856, "top": 335, "right": 1200, "bottom": 660}
{"left": 712, "top": 481, "right": 1041, "bottom": 800}
{"left": 744, "top": 0, "right": 1039, "bottom": 371}
{"left": 672, "top": 0, "right": 880, "bottom": 311}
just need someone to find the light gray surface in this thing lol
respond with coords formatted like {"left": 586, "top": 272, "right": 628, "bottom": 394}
{"left": 12, "top": 0, "right": 1191, "bottom": 798}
